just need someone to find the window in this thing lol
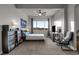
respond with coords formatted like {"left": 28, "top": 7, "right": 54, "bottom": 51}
{"left": 44, "top": 21, "right": 48, "bottom": 28}
{"left": 33, "top": 21, "right": 37, "bottom": 28}
{"left": 33, "top": 20, "right": 48, "bottom": 28}
{"left": 37, "top": 21, "right": 44, "bottom": 28}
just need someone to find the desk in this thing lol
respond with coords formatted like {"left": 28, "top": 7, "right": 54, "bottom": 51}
{"left": 50, "top": 32, "right": 59, "bottom": 42}
{"left": 50, "top": 32, "right": 63, "bottom": 42}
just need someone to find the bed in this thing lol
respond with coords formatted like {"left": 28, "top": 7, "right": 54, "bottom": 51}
{"left": 24, "top": 32, "right": 45, "bottom": 40}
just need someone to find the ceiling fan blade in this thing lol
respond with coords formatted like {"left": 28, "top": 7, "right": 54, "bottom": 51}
{"left": 34, "top": 9, "right": 46, "bottom": 16}
{"left": 42, "top": 12, "right": 46, "bottom": 15}
{"left": 38, "top": 10, "right": 42, "bottom": 13}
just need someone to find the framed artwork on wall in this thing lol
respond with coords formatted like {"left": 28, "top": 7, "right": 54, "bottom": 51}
{"left": 20, "top": 18, "right": 27, "bottom": 28}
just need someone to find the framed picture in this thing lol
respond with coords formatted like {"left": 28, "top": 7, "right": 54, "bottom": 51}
{"left": 20, "top": 18, "right": 27, "bottom": 28}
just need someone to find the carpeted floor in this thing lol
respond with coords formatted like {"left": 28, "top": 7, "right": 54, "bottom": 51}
{"left": 7, "top": 38, "right": 78, "bottom": 55}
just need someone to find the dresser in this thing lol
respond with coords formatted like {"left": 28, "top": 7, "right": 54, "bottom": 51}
{"left": 15, "top": 30, "right": 22, "bottom": 46}
{"left": 2, "top": 31, "right": 15, "bottom": 53}
{"left": 1, "top": 25, "right": 16, "bottom": 53}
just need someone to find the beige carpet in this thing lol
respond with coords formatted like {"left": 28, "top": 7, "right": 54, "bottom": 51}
{"left": 7, "top": 38, "right": 78, "bottom": 55}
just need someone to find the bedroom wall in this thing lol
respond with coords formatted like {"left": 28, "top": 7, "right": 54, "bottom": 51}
{"left": 49, "top": 16, "right": 54, "bottom": 33}
{"left": 27, "top": 17, "right": 32, "bottom": 32}
{"left": 0, "top": 4, "right": 28, "bottom": 54}
{"left": 0, "top": 4, "right": 28, "bottom": 29}
{"left": 74, "top": 4, "right": 79, "bottom": 50}
{"left": 75, "top": 5, "right": 79, "bottom": 32}
{"left": 67, "top": 4, "right": 76, "bottom": 50}
{"left": 53, "top": 9, "right": 64, "bottom": 34}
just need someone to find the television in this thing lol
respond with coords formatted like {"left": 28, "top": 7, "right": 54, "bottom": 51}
{"left": 52, "top": 26, "right": 55, "bottom": 32}
{"left": 20, "top": 18, "right": 27, "bottom": 28}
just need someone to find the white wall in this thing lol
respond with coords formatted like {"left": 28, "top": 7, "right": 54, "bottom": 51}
{"left": 67, "top": 5, "right": 75, "bottom": 32}
{"left": 0, "top": 4, "right": 28, "bottom": 29}
{"left": 16, "top": 9, "right": 28, "bottom": 30}
{"left": 53, "top": 9, "right": 64, "bottom": 34}
{"left": 49, "top": 17, "right": 53, "bottom": 34}
{"left": 75, "top": 5, "right": 79, "bottom": 32}
{"left": 67, "top": 4, "right": 76, "bottom": 50}
{"left": 0, "top": 4, "right": 28, "bottom": 54}
{"left": 74, "top": 5, "right": 79, "bottom": 50}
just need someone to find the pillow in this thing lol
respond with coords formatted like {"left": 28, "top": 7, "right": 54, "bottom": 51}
{"left": 25, "top": 32, "right": 30, "bottom": 36}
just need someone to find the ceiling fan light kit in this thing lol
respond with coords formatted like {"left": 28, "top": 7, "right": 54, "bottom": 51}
{"left": 37, "top": 10, "right": 46, "bottom": 16}
{"left": 38, "top": 13, "right": 42, "bottom": 16}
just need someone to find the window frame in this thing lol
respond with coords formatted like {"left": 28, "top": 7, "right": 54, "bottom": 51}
{"left": 33, "top": 20, "right": 48, "bottom": 29}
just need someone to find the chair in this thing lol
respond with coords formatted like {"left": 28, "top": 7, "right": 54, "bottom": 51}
{"left": 55, "top": 33, "right": 64, "bottom": 45}
{"left": 58, "top": 32, "right": 73, "bottom": 49}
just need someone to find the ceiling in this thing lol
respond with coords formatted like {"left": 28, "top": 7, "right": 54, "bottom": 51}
{"left": 17, "top": 9, "right": 62, "bottom": 17}
{"left": 15, "top": 4, "right": 65, "bottom": 9}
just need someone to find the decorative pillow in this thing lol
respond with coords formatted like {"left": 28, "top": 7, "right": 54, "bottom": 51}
{"left": 25, "top": 32, "right": 30, "bottom": 36}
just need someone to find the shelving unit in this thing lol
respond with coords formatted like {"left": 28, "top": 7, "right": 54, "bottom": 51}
{"left": 0, "top": 25, "right": 23, "bottom": 53}
{"left": 1, "top": 25, "right": 16, "bottom": 53}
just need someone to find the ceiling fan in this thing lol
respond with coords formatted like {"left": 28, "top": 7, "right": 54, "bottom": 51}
{"left": 34, "top": 10, "right": 46, "bottom": 16}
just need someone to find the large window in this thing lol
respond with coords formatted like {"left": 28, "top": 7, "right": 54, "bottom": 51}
{"left": 33, "top": 20, "right": 48, "bottom": 29}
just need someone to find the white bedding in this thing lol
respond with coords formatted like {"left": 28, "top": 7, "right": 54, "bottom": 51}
{"left": 26, "top": 34, "right": 45, "bottom": 40}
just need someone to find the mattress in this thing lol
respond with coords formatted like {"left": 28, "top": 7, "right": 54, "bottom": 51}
{"left": 26, "top": 34, "right": 45, "bottom": 40}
